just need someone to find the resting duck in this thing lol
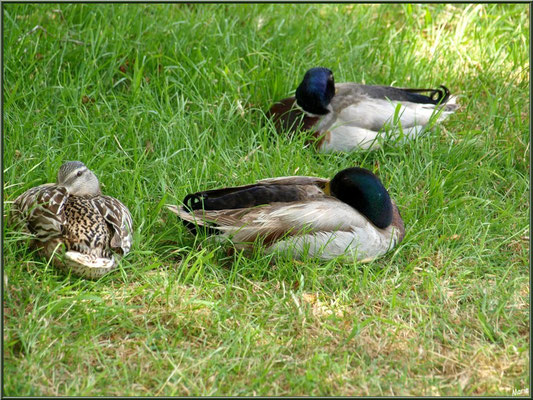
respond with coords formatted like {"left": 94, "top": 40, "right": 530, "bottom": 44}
{"left": 9, "top": 161, "right": 133, "bottom": 279}
{"left": 267, "top": 67, "right": 459, "bottom": 152}
{"left": 167, "top": 167, "right": 405, "bottom": 262}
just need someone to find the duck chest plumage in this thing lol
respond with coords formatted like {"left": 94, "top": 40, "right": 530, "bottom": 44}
{"left": 62, "top": 195, "right": 113, "bottom": 258}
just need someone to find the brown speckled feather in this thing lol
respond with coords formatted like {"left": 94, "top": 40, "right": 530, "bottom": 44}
{"left": 91, "top": 195, "right": 133, "bottom": 254}
{"left": 10, "top": 184, "right": 68, "bottom": 242}
{"left": 10, "top": 183, "right": 133, "bottom": 277}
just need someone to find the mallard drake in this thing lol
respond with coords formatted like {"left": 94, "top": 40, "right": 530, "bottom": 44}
{"left": 267, "top": 67, "right": 459, "bottom": 152}
{"left": 167, "top": 167, "right": 404, "bottom": 262}
{"left": 9, "top": 161, "right": 133, "bottom": 279}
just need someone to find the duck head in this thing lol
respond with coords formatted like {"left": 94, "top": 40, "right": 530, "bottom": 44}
{"left": 328, "top": 167, "right": 393, "bottom": 229}
{"left": 57, "top": 161, "right": 102, "bottom": 196}
{"left": 295, "top": 67, "right": 335, "bottom": 115}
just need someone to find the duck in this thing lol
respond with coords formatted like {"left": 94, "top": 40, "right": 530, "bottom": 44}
{"left": 267, "top": 67, "right": 459, "bottom": 152}
{"left": 167, "top": 167, "right": 405, "bottom": 263}
{"left": 9, "top": 161, "right": 133, "bottom": 279}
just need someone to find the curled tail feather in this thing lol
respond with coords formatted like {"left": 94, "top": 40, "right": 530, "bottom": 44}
{"left": 401, "top": 85, "right": 451, "bottom": 104}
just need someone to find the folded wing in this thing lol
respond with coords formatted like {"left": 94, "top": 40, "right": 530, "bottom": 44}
{"left": 168, "top": 198, "right": 370, "bottom": 245}
{"left": 329, "top": 83, "right": 458, "bottom": 132}
{"left": 91, "top": 195, "right": 133, "bottom": 255}
{"left": 10, "top": 184, "right": 67, "bottom": 242}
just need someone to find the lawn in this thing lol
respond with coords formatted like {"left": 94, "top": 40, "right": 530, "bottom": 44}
{"left": 2, "top": 3, "right": 529, "bottom": 396}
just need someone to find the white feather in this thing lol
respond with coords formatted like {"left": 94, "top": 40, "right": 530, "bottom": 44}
{"left": 315, "top": 96, "right": 456, "bottom": 152}
{"left": 330, "top": 98, "right": 447, "bottom": 131}
{"left": 266, "top": 227, "right": 398, "bottom": 262}
{"left": 62, "top": 251, "right": 116, "bottom": 279}
{"left": 319, "top": 125, "right": 427, "bottom": 152}
{"left": 209, "top": 199, "right": 401, "bottom": 262}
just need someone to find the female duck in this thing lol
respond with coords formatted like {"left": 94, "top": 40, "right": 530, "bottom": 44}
{"left": 268, "top": 67, "right": 458, "bottom": 152}
{"left": 9, "top": 161, "right": 133, "bottom": 279}
{"left": 167, "top": 167, "right": 404, "bottom": 262}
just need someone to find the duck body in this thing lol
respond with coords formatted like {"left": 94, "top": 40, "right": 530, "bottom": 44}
{"left": 168, "top": 167, "right": 405, "bottom": 263}
{"left": 9, "top": 161, "right": 133, "bottom": 279}
{"left": 268, "top": 67, "right": 459, "bottom": 152}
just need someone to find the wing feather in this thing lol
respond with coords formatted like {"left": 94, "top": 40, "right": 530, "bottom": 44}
{"left": 169, "top": 198, "right": 370, "bottom": 245}
{"left": 184, "top": 177, "right": 328, "bottom": 212}
{"left": 10, "top": 184, "right": 67, "bottom": 242}
{"left": 257, "top": 175, "right": 329, "bottom": 188}
{"left": 326, "top": 83, "right": 457, "bottom": 132}
{"left": 91, "top": 196, "right": 133, "bottom": 255}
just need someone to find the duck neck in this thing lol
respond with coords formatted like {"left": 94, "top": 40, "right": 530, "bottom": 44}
{"left": 294, "top": 100, "right": 332, "bottom": 117}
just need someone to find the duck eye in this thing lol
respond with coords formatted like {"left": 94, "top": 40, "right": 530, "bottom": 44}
{"left": 76, "top": 171, "right": 83, "bottom": 177}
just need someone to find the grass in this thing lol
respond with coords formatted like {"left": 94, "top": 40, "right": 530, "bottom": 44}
{"left": 2, "top": 3, "right": 529, "bottom": 397}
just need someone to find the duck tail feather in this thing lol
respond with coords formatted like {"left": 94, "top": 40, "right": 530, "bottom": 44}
{"left": 62, "top": 251, "right": 116, "bottom": 279}
{"left": 400, "top": 85, "right": 452, "bottom": 104}
{"left": 166, "top": 205, "right": 222, "bottom": 236}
